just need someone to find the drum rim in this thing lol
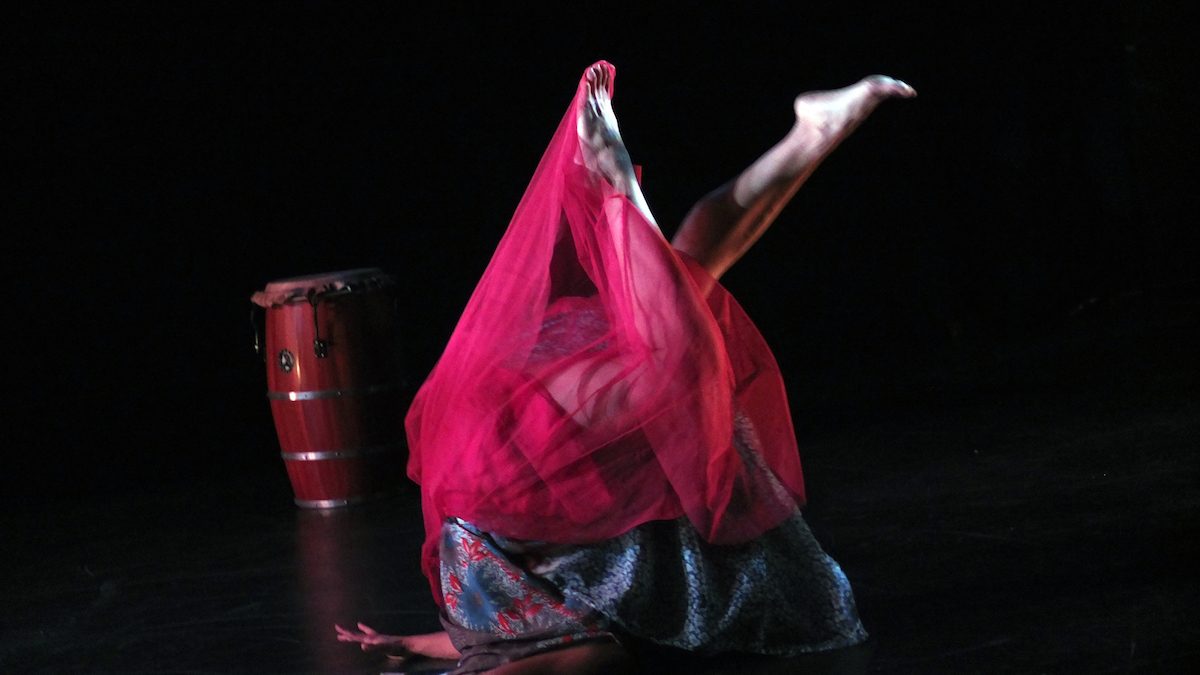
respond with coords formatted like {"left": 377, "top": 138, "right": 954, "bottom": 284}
{"left": 251, "top": 267, "right": 395, "bottom": 307}
{"left": 263, "top": 267, "right": 389, "bottom": 292}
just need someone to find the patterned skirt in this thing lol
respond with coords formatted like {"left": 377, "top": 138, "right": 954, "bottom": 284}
{"left": 438, "top": 510, "right": 867, "bottom": 673}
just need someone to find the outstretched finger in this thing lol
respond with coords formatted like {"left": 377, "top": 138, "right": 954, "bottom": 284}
{"left": 357, "top": 622, "right": 378, "bottom": 636}
{"left": 335, "top": 624, "right": 372, "bottom": 644}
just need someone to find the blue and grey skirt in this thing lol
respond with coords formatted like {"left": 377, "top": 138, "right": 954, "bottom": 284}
{"left": 437, "top": 509, "right": 867, "bottom": 673}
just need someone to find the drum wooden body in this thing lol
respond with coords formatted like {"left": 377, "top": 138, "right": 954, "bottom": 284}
{"left": 254, "top": 269, "right": 405, "bottom": 508}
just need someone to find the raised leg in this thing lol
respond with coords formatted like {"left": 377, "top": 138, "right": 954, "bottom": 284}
{"left": 672, "top": 75, "right": 916, "bottom": 280}
{"left": 543, "top": 62, "right": 689, "bottom": 432}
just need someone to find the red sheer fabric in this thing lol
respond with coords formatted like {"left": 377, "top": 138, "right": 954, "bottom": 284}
{"left": 406, "top": 61, "right": 805, "bottom": 602}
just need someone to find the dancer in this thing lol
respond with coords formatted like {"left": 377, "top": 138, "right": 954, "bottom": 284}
{"left": 338, "top": 61, "right": 915, "bottom": 674}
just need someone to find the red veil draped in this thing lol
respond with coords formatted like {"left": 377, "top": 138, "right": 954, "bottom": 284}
{"left": 406, "top": 61, "right": 805, "bottom": 602}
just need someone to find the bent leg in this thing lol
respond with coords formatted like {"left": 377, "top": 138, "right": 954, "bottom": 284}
{"left": 672, "top": 75, "right": 916, "bottom": 280}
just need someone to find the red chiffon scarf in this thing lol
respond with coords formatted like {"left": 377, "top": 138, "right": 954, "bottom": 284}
{"left": 406, "top": 61, "right": 805, "bottom": 602}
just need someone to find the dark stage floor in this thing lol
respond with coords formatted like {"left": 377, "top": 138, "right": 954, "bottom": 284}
{"left": 5, "top": 293, "right": 1198, "bottom": 674}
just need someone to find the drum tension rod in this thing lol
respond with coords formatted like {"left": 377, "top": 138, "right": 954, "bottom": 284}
{"left": 308, "top": 290, "right": 330, "bottom": 359}
{"left": 250, "top": 307, "right": 263, "bottom": 358}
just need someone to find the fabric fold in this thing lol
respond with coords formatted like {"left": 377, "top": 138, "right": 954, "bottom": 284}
{"left": 406, "top": 61, "right": 805, "bottom": 603}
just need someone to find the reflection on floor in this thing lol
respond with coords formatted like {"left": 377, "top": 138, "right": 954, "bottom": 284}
{"left": 5, "top": 298, "right": 1199, "bottom": 673}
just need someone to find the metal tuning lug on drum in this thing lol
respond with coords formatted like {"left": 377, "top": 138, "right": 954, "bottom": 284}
{"left": 278, "top": 349, "right": 295, "bottom": 373}
{"left": 308, "top": 290, "right": 330, "bottom": 359}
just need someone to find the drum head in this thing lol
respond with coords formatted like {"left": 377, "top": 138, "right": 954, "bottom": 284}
{"left": 251, "top": 268, "right": 394, "bottom": 307}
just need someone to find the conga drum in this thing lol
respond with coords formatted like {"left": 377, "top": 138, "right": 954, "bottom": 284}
{"left": 251, "top": 268, "right": 406, "bottom": 508}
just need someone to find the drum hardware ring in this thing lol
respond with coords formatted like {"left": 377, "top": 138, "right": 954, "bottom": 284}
{"left": 294, "top": 493, "right": 387, "bottom": 509}
{"left": 280, "top": 444, "right": 394, "bottom": 461}
{"left": 266, "top": 382, "right": 399, "bottom": 401}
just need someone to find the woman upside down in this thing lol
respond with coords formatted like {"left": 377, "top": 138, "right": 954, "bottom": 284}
{"left": 337, "top": 60, "right": 915, "bottom": 674}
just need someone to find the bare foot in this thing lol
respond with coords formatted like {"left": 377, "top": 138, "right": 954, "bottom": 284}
{"left": 788, "top": 75, "right": 917, "bottom": 163}
{"left": 576, "top": 62, "right": 658, "bottom": 226}
{"left": 334, "top": 623, "right": 461, "bottom": 660}
{"left": 576, "top": 62, "right": 637, "bottom": 192}
{"left": 681, "top": 73, "right": 917, "bottom": 279}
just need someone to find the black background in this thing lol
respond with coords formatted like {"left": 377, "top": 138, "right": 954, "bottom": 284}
{"left": 6, "top": 1, "right": 1195, "bottom": 501}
